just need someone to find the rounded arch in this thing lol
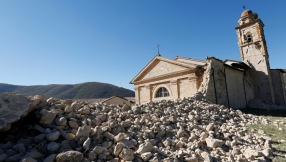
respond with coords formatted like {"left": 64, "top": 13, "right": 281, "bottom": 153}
{"left": 152, "top": 84, "right": 172, "bottom": 99}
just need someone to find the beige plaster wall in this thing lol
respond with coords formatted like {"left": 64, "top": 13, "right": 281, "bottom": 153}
{"left": 138, "top": 86, "right": 151, "bottom": 104}
{"left": 102, "top": 97, "right": 132, "bottom": 106}
{"left": 178, "top": 78, "right": 197, "bottom": 99}
{"left": 270, "top": 70, "right": 286, "bottom": 105}
{"left": 140, "top": 60, "right": 187, "bottom": 81}
{"left": 135, "top": 72, "right": 200, "bottom": 104}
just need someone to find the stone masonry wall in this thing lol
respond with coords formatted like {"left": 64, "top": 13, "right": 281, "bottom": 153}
{"left": 270, "top": 70, "right": 286, "bottom": 105}
{"left": 199, "top": 58, "right": 255, "bottom": 109}
{"left": 225, "top": 67, "right": 254, "bottom": 108}
{"left": 242, "top": 44, "right": 275, "bottom": 103}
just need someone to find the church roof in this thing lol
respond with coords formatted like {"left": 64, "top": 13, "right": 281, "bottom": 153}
{"left": 270, "top": 69, "right": 286, "bottom": 73}
{"left": 101, "top": 95, "right": 135, "bottom": 103}
{"left": 174, "top": 56, "right": 206, "bottom": 66}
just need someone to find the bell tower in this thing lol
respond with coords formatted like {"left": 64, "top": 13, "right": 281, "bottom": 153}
{"left": 235, "top": 10, "right": 275, "bottom": 103}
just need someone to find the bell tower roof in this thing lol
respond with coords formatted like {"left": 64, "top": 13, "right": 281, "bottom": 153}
{"left": 236, "top": 9, "right": 261, "bottom": 27}
{"left": 241, "top": 10, "right": 253, "bottom": 17}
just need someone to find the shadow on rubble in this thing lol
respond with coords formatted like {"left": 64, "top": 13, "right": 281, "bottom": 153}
{"left": 239, "top": 108, "right": 286, "bottom": 117}
{"left": 0, "top": 112, "right": 40, "bottom": 143}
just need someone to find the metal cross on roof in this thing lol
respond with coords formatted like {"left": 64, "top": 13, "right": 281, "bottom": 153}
{"left": 156, "top": 44, "right": 161, "bottom": 56}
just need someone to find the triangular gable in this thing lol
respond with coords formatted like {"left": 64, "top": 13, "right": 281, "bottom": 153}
{"left": 130, "top": 56, "right": 196, "bottom": 84}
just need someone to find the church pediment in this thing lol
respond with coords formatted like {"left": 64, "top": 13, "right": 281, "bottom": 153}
{"left": 130, "top": 56, "right": 197, "bottom": 84}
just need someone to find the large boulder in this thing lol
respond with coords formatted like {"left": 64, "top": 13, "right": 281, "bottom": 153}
{"left": 0, "top": 93, "right": 44, "bottom": 132}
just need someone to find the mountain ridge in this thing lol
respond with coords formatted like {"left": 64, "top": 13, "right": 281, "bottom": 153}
{"left": 0, "top": 82, "right": 134, "bottom": 99}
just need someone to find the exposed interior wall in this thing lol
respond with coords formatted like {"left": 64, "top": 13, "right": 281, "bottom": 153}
{"left": 270, "top": 70, "right": 286, "bottom": 105}
{"left": 242, "top": 69, "right": 255, "bottom": 105}
{"left": 198, "top": 59, "right": 216, "bottom": 104}
{"left": 199, "top": 58, "right": 255, "bottom": 109}
{"left": 198, "top": 58, "right": 228, "bottom": 107}
{"left": 225, "top": 67, "right": 252, "bottom": 108}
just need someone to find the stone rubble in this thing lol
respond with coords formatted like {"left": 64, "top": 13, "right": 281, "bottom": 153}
{"left": 0, "top": 92, "right": 276, "bottom": 161}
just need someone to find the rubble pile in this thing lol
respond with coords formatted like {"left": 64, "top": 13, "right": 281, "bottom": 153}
{"left": 0, "top": 92, "right": 273, "bottom": 162}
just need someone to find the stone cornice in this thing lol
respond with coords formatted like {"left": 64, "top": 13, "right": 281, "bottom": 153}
{"left": 132, "top": 69, "right": 196, "bottom": 85}
{"left": 235, "top": 19, "right": 264, "bottom": 30}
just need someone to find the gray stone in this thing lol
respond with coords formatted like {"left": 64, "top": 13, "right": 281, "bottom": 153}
{"left": 103, "top": 132, "right": 114, "bottom": 140}
{"left": 40, "top": 110, "right": 56, "bottom": 125}
{"left": 93, "top": 126, "right": 103, "bottom": 134}
{"left": 56, "top": 151, "right": 83, "bottom": 162}
{"left": 136, "top": 142, "right": 153, "bottom": 154}
{"left": 23, "top": 148, "right": 44, "bottom": 159}
{"left": 119, "top": 148, "right": 134, "bottom": 161}
{"left": 75, "top": 125, "right": 91, "bottom": 141}
{"left": 43, "top": 154, "right": 56, "bottom": 162}
{"left": 93, "top": 146, "right": 107, "bottom": 155}
{"left": 20, "top": 158, "right": 38, "bottom": 162}
{"left": 0, "top": 154, "right": 7, "bottom": 162}
{"left": 114, "top": 133, "right": 126, "bottom": 142}
{"left": 47, "top": 142, "right": 60, "bottom": 152}
{"left": 68, "top": 121, "right": 79, "bottom": 129}
{"left": 141, "top": 152, "right": 152, "bottom": 162}
{"left": 13, "top": 144, "right": 26, "bottom": 156}
{"left": 83, "top": 137, "right": 91, "bottom": 151}
{"left": 205, "top": 138, "right": 224, "bottom": 148}
{"left": 46, "top": 131, "right": 60, "bottom": 141}
{"left": 6, "top": 154, "right": 21, "bottom": 162}
{"left": 70, "top": 102, "right": 81, "bottom": 111}
{"left": 114, "top": 143, "right": 125, "bottom": 156}
{"left": 200, "top": 151, "right": 213, "bottom": 162}
{"left": 6, "top": 149, "right": 17, "bottom": 157}
{"left": 184, "top": 157, "right": 198, "bottom": 162}
{"left": 34, "top": 134, "right": 46, "bottom": 143}
{"left": 55, "top": 117, "right": 67, "bottom": 126}
{"left": 78, "top": 106, "right": 90, "bottom": 115}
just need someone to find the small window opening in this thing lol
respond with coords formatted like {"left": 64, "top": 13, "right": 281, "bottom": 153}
{"left": 155, "top": 87, "right": 170, "bottom": 98}
{"left": 243, "top": 34, "right": 252, "bottom": 43}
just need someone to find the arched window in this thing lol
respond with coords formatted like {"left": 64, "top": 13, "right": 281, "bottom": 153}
{"left": 155, "top": 87, "right": 170, "bottom": 98}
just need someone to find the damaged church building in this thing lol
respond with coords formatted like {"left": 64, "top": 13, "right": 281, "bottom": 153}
{"left": 130, "top": 10, "right": 286, "bottom": 109}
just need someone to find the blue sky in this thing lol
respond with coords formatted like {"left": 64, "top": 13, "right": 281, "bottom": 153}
{"left": 1, "top": 1, "right": 286, "bottom": 91}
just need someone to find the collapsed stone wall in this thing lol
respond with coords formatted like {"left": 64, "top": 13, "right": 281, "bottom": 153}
{"left": 0, "top": 92, "right": 273, "bottom": 161}
{"left": 198, "top": 57, "right": 255, "bottom": 109}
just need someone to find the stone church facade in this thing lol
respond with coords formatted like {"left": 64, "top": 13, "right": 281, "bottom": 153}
{"left": 130, "top": 10, "right": 286, "bottom": 108}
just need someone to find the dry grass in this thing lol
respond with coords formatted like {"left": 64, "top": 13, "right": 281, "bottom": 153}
{"left": 241, "top": 109, "right": 286, "bottom": 162}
